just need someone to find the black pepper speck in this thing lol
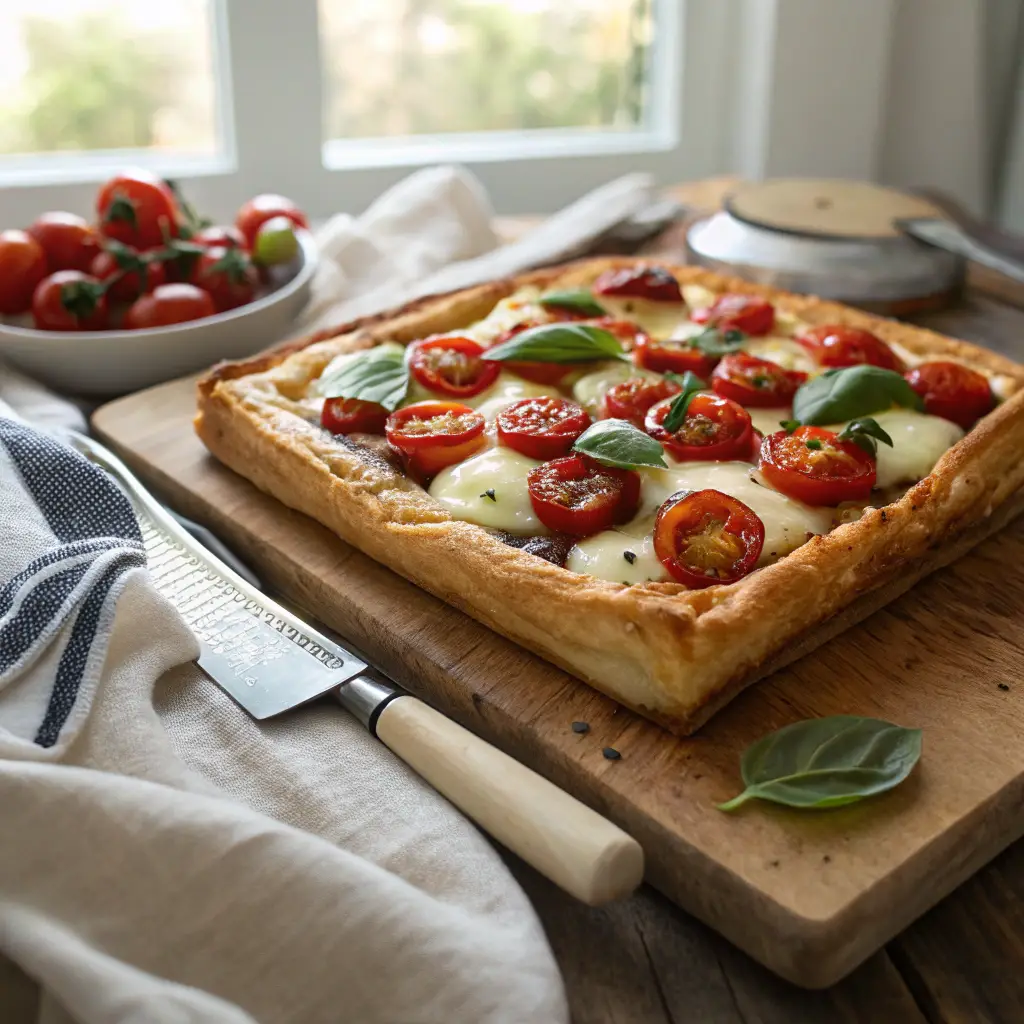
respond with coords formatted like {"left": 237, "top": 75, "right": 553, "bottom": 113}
{"left": 602, "top": 747, "right": 621, "bottom": 760}
{"left": 999, "top": 683, "right": 1011, "bottom": 692}
{"left": 623, "top": 550, "right": 637, "bottom": 565}
{"left": 571, "top": 720, "right": 590, "bottom": 734}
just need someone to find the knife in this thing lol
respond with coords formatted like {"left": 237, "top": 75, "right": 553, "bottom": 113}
{"left": 67, "top": 430, "right": 644, "bottom": 906}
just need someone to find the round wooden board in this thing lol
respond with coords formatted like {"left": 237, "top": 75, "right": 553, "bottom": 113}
{"left": 725, "top": 179, "right": 947, "bottom": 241}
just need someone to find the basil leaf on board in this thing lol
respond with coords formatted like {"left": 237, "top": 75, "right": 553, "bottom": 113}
{"left": 686, "top": 326, "right": 745, "bottom": 357}
{"left": 837, "top": 416, "right": 895, "bottom": 457}
{"left": 317, "top": 344, "right": 410, "bottom": 411}
{"left": 538, "top": 289, "right": 607, "bottom": 317}
{"left": 792, "top": 365, "right": 924, "bottom": 425}
{"left": 483, "top": 323, "right": 629, "bottom": 364}
{"left": 718, "top": 715, "right": 922, "bottom": 812}
{"left": 661, "top": 371, "right": 708, "bottom": 433}
{"left": 573, "top": 418, "right": 668, "bottom": 470}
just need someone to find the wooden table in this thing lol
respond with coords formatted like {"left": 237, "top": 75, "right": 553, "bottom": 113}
{"left": 490, "top": 211, "right": 1024, "bottom": 1021}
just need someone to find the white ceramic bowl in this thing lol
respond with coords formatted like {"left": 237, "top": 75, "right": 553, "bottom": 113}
{"left": 0, "top": 231, "right": 318, "bottom": 396}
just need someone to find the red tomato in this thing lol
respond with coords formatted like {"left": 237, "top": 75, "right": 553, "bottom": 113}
{"left": 497, "top": 397, "right": 591, "bottom": 460}
{"left": 633, "top": 334, "right": 719, "bottom": 377}
{"left": 654, "top": 489, "right": 765, "bottom": 588}
{"left": 592, "top": 265, "right": 683, "bottom": 303}
{"left": 645, "top": 392, "right": 754, "bottom": 462}
{"left": 191, "top": 246, "right": 259, "bottom": 312}
{"left": 27, "top": 212, "right": 100, "bottom": 273}
{"left": 527, "top": 454, "right": 640, "bottom": 536}
{"left": 691, "top": 294, "right": 775, "bottom": 336}
{"left": 604, "top": 376, "right": 681, "bottom": 427}
{"left": 409, "top": 335, "right": 500, "bottom": 398}
{"left": 235, "top": 194, "right": 308, "bottom": 248}
{"left": 711, "top": 352, "right": 807, "bottom": 407}
{"left": 90, "top": 248, "right": 167, "bottom": 303}
{"left": 759, "top": 426, "right": 875, "bottom": 505}
{"left": 97, "top": 170, "right": 179, "bottom": 249}
{"left": 796, "top": 324, "right": 903, "bottom": 370}
{"left": 0, "top": 230, "right": 48, "bottom": 315}
{"left": 124, "top": 283, "right": 215, "bottom": 330}
{"left": 194, "top": 224, "right": 247, "bottom": 249}
{"left": 31, "top": 271, "right": 108, "bottom": 331}
{"left": 321, "top": 397, "right": 388, "bottom": 434}
{"left": 385, "top": 401, "right": 486, "bottom": 479}
{"left": 905, "top": 361, "right": 993, "bottom": 429}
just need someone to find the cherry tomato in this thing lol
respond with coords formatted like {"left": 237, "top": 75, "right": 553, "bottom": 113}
{"left": 31, "top": 271, "right": 108, "bottom": 331}
{"left": 760, "top": 426, "right": 875, "bottom": 505}
{"left": 90, "top": 247, "right": 167, "bottom": 303}
{"left": 497, "top": 397, "right": 591, "bottom": 460}
{"left": 97, "top": 170, "right": 179, "bottom": 249}
{"left": 905, "top": 361, "right": 994, "bottom": 429}
{"left": 124, "top": 283, "right": 215, "bottom": 330}
{"left": 191, "top": 246, "right": 259, "bottom": 312}
{"left": 633, "top": 334, "right": 719, "bottom": 377}
{"left": 27, "top": 212, "right": 100, "bottom": 273}
{"left": 645, "top": 392, "right": 754, "bottom": 462}
{"left": 692, "top": 293, "right": 775, "bottom": 336}
{"left": 385, "top": 401, "right": 486, "bottom": 479}
{"left": 527, "top": 453, "right": 640, "bottom": 536}
{"left": 592, "top": 265, "right": 683, "bottom": 303}
{"left": 604, "top": 376, "right": 681, "bottom": 427}
{"left": 193, "top": 224, "right": 247, "bottom": 249}
{"left": 796, "top": 324, "right": 903, "bottom": 370}
{"left": 235, "top": 194, "right": 308, "bottom": 248}
{"left": 409, "top": 335, "right": 500, "bottom": 398}
{"left": 654, "top": 489, "right": 765, "bottom": 588}
{"left": 711, "top": 352, "right": 807, "bottom": 407}
{"left": 253, "top": 216, "right": 300, "bottom": 265}
{"left": 0, "top": 230, "right": 48, "bottom": 315}
{"left": 321, "top": 397, "right": 388, "bottom": 435}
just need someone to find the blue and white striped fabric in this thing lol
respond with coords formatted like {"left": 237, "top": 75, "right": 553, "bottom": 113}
{"left": 0, "top": 417, "right": 146, "bottom": 755}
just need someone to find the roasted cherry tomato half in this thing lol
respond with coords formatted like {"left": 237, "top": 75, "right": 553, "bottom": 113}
{"left": 592, "top": 265, "right": 683, "bottom": 303}
{"left": 645, "top": 392, "right": 754, "bottom": 462}
{"left": 408, "top": 335, "right": 500, "bottom": 398}
{"left": 691, "top": 293, "right": 775, "bottom": 336}
{"left": 0, "top": 229, "right": 48, "bottom": 315}
{"left": 321, "top": 397, "right": 389, "bottom": 435}
{"left": 123, "top": 283, "right": 216, "bottom": 329}
{"left": 633, "top": 334, "right": 719, "bottom": 377}
{"left": 27, "top": 212, "right": 100, "bottom": 273}
{"left": 497, "top": 397, "right": 591, "bottom": 460}
{"left": 90, "top": 247, "right": 167, "bottom": 303}
{"left": 905, "top": 361, "right": 994, "bottom": 429}
{"left": 759, "top": 425, "right": 876, "bottom": 506}
{"left": 193, "top": 224, "right": 247, "bottom": 250}
{"left": 385, "top": 400, "right": 487, "bottom": 479}
{"left": 235, "top": 193, "right": 309, "bottom": 248}
{"left": 527, "top": 453, "right": 640, "bottom": 536}
{"left": 31, "top": 271, "right": 108, "bottom": 331}
{"left": 604, "top": 376, "right": 681, "bottom": 427}
{"left": 96, "top": 170, "right": 179, "bottom": 249}
{"left": 654, "top": 489, "right": 765, "bottom": 588}
{"left": 711, "top": 352, "right": 807, "bottom": 407}
{"left": 191, "top": 246, "right": 259, "bottom": 312}
{"left": 796, "top": 324, "right": 903, "bottom": 370}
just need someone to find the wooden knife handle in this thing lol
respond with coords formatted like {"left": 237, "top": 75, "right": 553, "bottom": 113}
{"left": 373, "top": 695, "right": 644, "bottom": 905}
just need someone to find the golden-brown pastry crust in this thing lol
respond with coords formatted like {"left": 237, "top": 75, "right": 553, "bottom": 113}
{"left": 196, "top": 258, "right": 1024, "bottom": 734}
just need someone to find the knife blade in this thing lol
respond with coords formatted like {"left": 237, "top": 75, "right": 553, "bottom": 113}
{"left": 67, "top": 430, "right": 644, "bottom": 906}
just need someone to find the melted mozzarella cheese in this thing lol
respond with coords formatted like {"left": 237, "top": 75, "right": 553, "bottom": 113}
{"left": 741, "top": 337, "right": 817, "bottom": 374}
{"left": 463, "top": 287, "right": 546, "bottom": 344}
{"left": 746, "top": 406, "right": 792, "bottom": 438}
{"left": 429, "top": 445, "right": 547, "bottom": 535}
{"left": 567, "top": 530, "right": 666, "bottom": 584}
{"left": 851, "top": 409, "right": 964, "bottom": 489}
{"left": 571, "top": 362, "right": 655, "bottom": 417}
{"left": 682, "top": 284, "right": 716, "bottom": 311}
{"left": 598, "top": 296, "right": 690, "bottom": 339}
{"left": 404, "top": 372, "right": 551, "bottom": 421}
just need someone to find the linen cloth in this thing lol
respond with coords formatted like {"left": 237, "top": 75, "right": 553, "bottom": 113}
{"left": 0, "top": 165, "right": 654, "bottom": 1024}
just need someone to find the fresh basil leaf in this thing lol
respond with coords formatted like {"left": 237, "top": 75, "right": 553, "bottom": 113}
{"left": 573, "top": 418, "right": 668, "bottom": 470}
{"left": 792, "top": 365, "right": 924, "bottom": 425}
{"left": 686, "top": 325, "right": 745, "bottom": 357}
{"left": 661, "top": 371, "right": 708, "bottom": 433}
{"left": 718, "top": 715, "right": 922, "bottom": 812}
{"left": 317, "top": 344, "right": 409, "bottom": 411}
{"left": 837, "top": 416, "right": 894, "bottom": 457}
{"left": 483, "top": 323, "right": 628, "bottom": 364}
{"left": 539, "top": 289, "right": 607, "bottom": 317}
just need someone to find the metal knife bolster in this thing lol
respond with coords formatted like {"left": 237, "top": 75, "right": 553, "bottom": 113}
{"left": 67, "top": 431, "right": 401, "bottom": 726}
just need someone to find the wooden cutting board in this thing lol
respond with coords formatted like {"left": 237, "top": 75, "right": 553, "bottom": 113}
{"left": 93, "top": 377, "right": 1024, "bottom": 989}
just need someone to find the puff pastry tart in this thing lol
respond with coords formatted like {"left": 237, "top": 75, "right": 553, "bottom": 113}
{"left": 196, "top": 259, "right": 1024, "bottom": 734}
